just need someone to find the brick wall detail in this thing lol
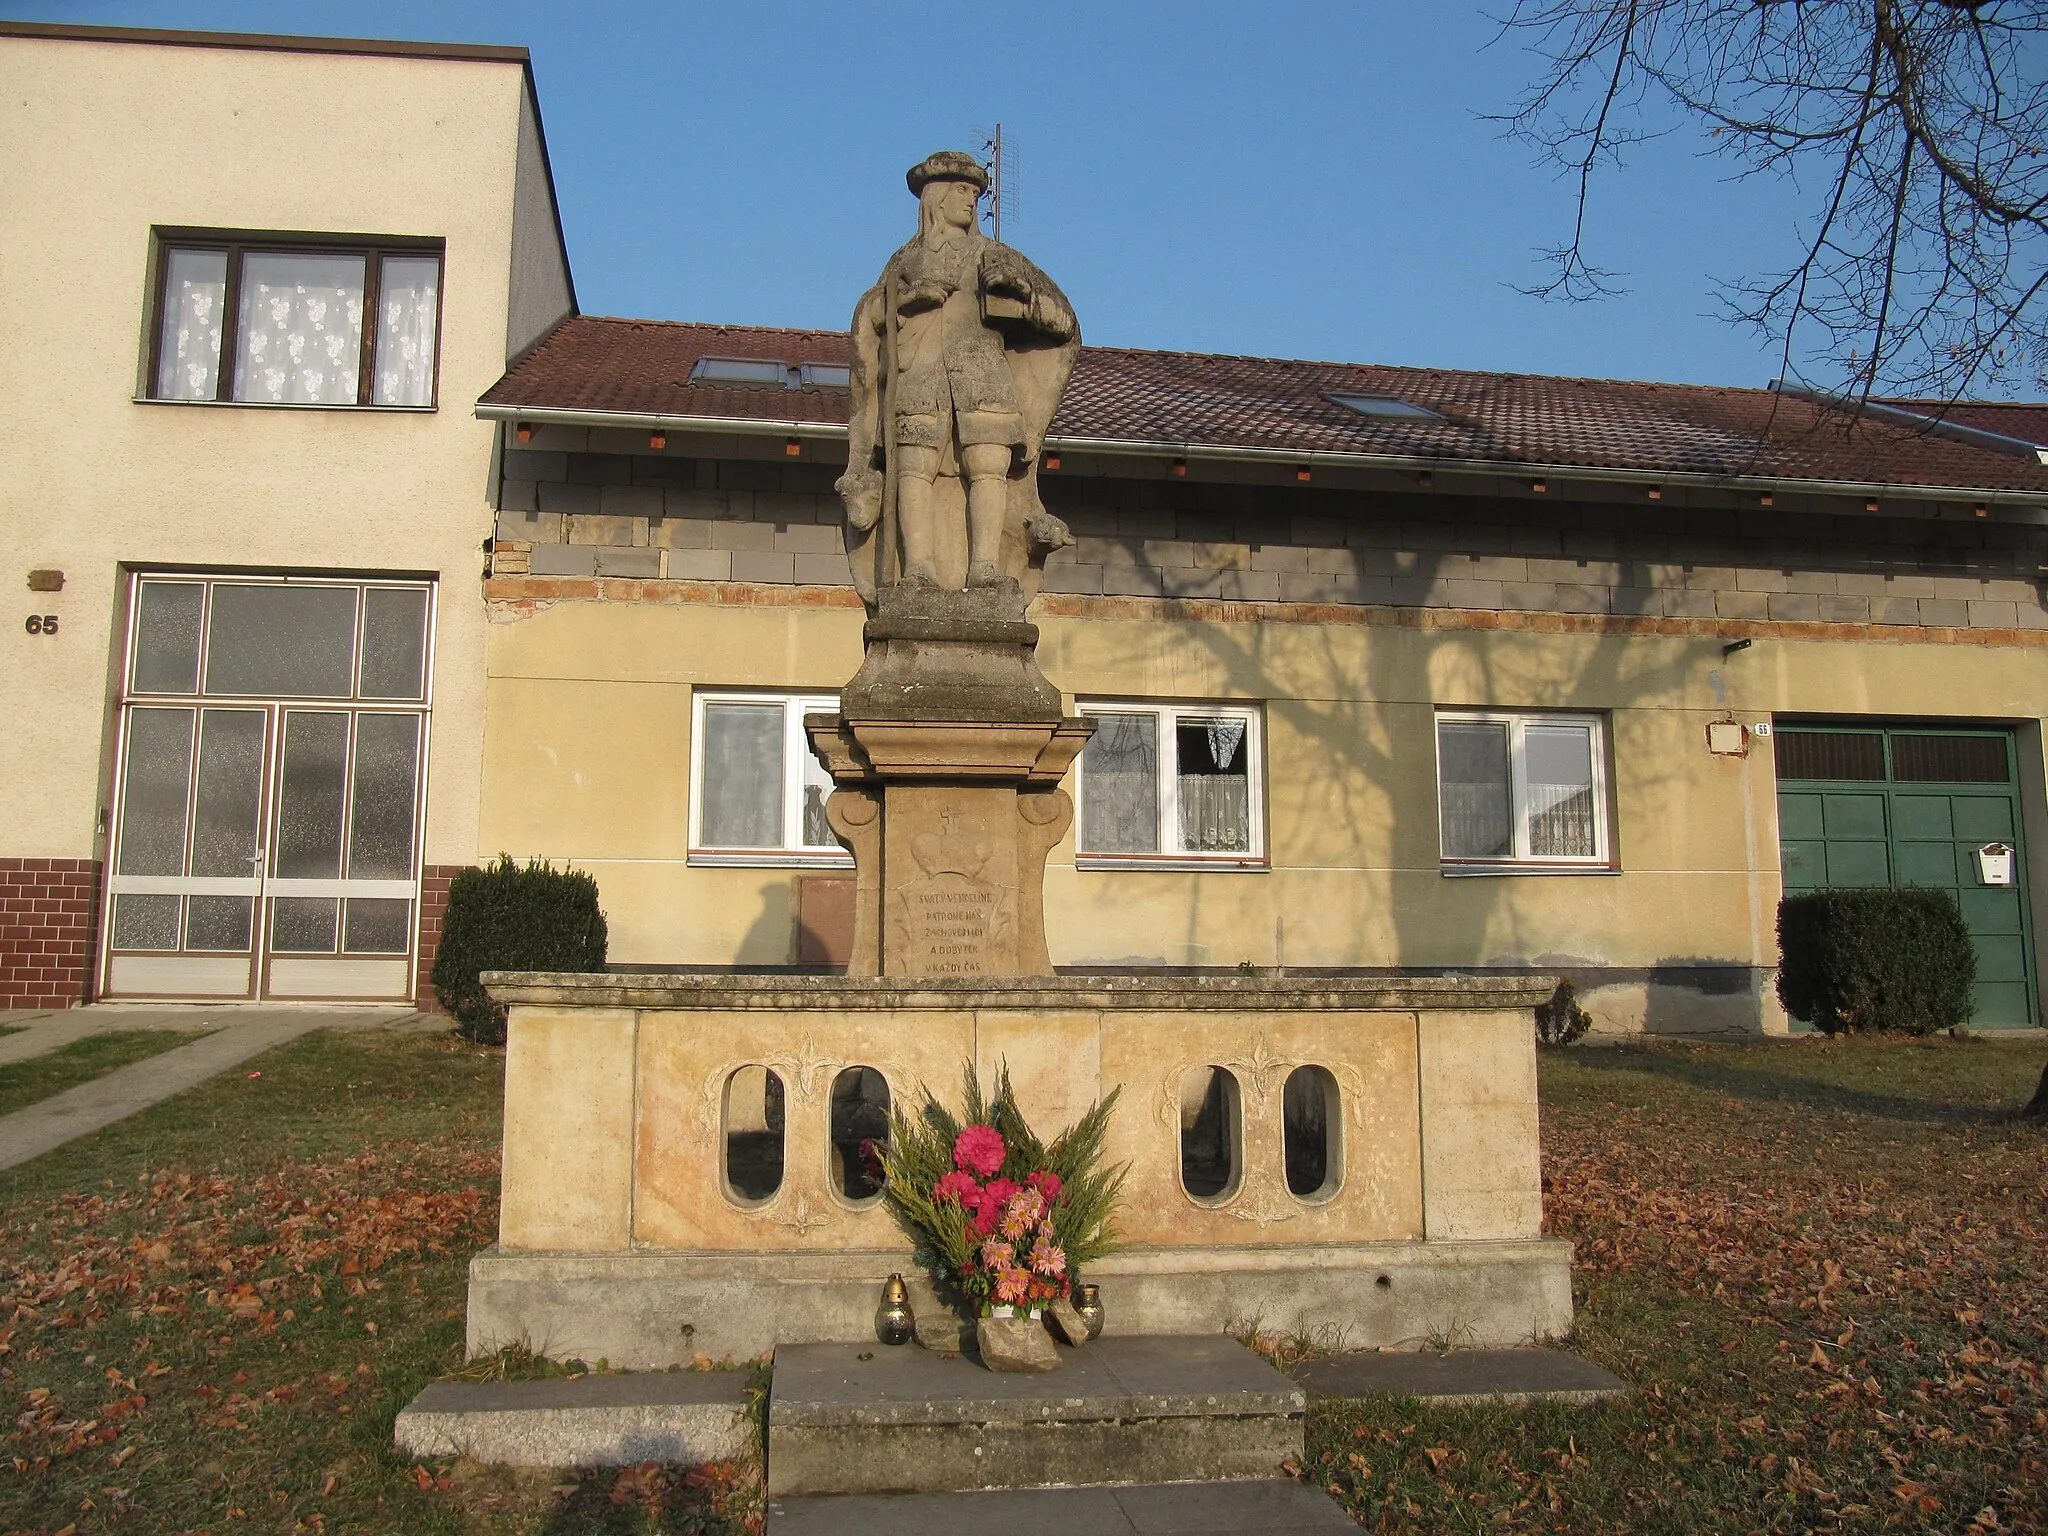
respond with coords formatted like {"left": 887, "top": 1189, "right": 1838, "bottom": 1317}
{"left": 413, "top": 864, "right": 465, "bottom": 1014}
{"left": 491, "top": 439, "right": 2048, "bottom": 632}
{"left": 1, "top": 859, "right": 101, "bottom": 1010}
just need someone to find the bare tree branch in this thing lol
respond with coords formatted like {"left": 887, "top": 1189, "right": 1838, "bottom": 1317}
{"left": 1494, "top": 0, "right": 2048, "bottom": 398}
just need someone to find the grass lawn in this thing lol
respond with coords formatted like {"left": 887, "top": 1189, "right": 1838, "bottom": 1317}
{"left": 0, "top": 1032, "right": 209, "bottom": 1119}
{"left": 1306, "top": 1034, "right": 2048, "bottom": 1534}
{"left": 3, "top": 1027, "right": 2042, "bottom": 1534}
{"left": 0, "top": 1029, "right": 759, "bottom": 1535}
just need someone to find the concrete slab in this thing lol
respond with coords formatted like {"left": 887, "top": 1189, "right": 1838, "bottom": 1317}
{"left": 0, "top": 1016, "right": 165, "bottom": 1067}
{"left": 0, "top": 1005, "right": 419, "bottom": 1067}
{"left": 767, "top": 1336, "right": 1303, "bottom": 1497}
{"left": 395, "top": 1371, "right": 753, "bottom": 1467}
{"left": 1292, "top": 1347, "right": 1628, "bottom": 1405}
{"left": 765, "top": 1479, "right": 1355, "bottom": 1534}
{"left": 0, "top": 1017, "right": 328, "bottom": 1171}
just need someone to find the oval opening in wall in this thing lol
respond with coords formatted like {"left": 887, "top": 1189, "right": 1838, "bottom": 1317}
{"left": 1179, "top": 1065, "right": 1242, "bottom": 1203}
{"left": 829, "top": 1065, "right": 890, "bottom": 1204}
{"left": 722, "top": 1064, "right": 786, "bottom": 1205}
{"left": 1283, "top": 1064, "right": 1343, "bottom": 1201}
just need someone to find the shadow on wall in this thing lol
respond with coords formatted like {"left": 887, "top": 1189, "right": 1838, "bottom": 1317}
{"left": 736, "top": 881, "right": 798, "bottom": 966}
{"left": 1144, "top": 531, "right": 1699, "bottom": 977}
{"left": 1584, "top": 957, "right": 1779, "bottom": 1038}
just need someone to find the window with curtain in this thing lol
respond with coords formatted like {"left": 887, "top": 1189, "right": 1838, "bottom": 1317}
{"left": 690, "top": 691, "right": 850, "bottom": 866}
{"left": 1076, "top": 702, "right": 1263, "bottom": 866}
{"left": 147, "top": 234, "right": 442, "bottom": 408}
{"left": 1435, "top": 711, "right": 1610, "bottom": 868}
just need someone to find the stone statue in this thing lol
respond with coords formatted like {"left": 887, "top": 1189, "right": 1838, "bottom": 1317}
{"left": 837, "top": 151, "right": 1081, "bottom": 607}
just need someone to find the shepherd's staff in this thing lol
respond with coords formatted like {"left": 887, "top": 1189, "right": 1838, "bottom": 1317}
{"left": 879, "top": 267, "right": 901, "bottom": 590}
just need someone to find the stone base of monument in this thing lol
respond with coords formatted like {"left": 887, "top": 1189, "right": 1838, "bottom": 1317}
{"left": 393, "top": 1372, "right": 753, "bottom": 1468}
{"left": 465, "top": 1237, "right": 1572, "bottom": 1369}
{"left": 764, "top": 1336, "right": 1302, "bottom": 1497}
{"left": 475, "top": 970, "right": 1568, "bottom": 1369}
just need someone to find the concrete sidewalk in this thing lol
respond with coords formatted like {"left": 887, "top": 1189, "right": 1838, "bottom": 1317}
{"left": 0, "top": 1006, "right": 426, "bottom": 1172}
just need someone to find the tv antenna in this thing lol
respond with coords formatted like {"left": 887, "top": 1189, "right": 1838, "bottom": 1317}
{"left": 974, "top": 123, "right": 1018, "bottom": 242}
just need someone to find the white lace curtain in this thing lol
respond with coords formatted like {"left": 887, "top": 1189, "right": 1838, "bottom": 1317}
{"left": 700, "top": 703, "right": 785, "bottom": 848}
{"left": 234, "top": 252, "right": 365, "bottom": 405}
{"left": 1082, "top": 714, "right": 1159, "bottom": 853}
{"left": 1178, "top": 717, "right": 1250, "bottom": 852}
{"left": 1438, "top": 721, "right": 1513, "bottom": 858}
{"left": 374, "top": 255, "right": 440, "bottom": 407}
{"left": 156, "top": 249, "right": 228, "bottom": 400}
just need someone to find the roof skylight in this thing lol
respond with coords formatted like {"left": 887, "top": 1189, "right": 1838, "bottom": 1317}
{"left": 690, "top": 356, "right": 789, "bottom": 386}
{"left": 688, "top": 356, "right": 851, "bottom": 390}
{"left": 1328, "top": 393, "right": 1448, "bottom": 423}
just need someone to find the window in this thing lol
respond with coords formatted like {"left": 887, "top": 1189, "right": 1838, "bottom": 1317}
{"left": 1776, "top": 727, "right": 2011, "bottom": 784}
{"left": 1075, "top": 702, "right": 1263, "bottom": 867}
{"left": 689, "top": 692, "right": 848, "bottom": 866}
{"left": 1327, "top": 393, "right": 1449, "bottom": 422}
{"left": 147, "top": 233, "right": 442, "bottom": 408}
{"left": 1435, "top": 711, "right": 1610, "bottom": 869}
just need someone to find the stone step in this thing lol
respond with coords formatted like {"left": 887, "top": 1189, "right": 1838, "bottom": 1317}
{"left": 766, "top": 1479, "right": 1355, "bottom": 1534}
{"left": 394, "top": 1371, "right": 754, "bottom": 1467}
{"left": 1291, "top": 1346, "right": 1628, "bottom": 1406}
{"left": 766, "top": 1335, "right": 1303, "bottom": 1498}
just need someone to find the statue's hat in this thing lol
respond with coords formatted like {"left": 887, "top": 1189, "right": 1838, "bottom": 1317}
{"left": 906, "top": 150, "right": 989, "bottom": 197}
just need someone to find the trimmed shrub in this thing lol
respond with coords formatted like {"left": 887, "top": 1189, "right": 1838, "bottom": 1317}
{"left": 1776, "top": 887, "right": 1975, "bottom": 1036}
{"left": 1535, "top": 978, "right": 1593, "bottom": 1047}
{"left": 431, "top": 855, "right": 608, "bottom": 1045}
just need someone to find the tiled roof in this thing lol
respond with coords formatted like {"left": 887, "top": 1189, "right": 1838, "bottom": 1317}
{"left": 480, "top": 317, "right": 2048, "bottom": 497}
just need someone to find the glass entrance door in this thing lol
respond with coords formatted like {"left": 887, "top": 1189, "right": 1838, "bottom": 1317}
{"left": 105, "top": 705, "right": 270, "bottom": 998}
{"left": 262, "top": 707, "right": 423, "bottom": 999}
{"left": 102, "top": 575, "right": 433, "bottom": 1002}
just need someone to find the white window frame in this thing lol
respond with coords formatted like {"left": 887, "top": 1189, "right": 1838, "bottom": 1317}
{"left": 1074, "top": 700, "right": 1266, "bottom": 871}
{"left": 1434, "top": 709, "right": 1613, "bottom": 873}
{"left": 688, "top": 690, "right": 851, "bottom": 868}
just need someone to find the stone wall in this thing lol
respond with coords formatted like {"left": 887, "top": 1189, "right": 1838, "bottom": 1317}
{"left": 492, "top": 445, "right": 2048, "bottom": 629}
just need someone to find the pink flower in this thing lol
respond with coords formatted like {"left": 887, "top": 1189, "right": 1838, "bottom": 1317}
{"left": 998, "top": 1186, "right": 1046, "bottom": 1242}
{"left": 979, "top": 1239, "right": 1015, "bottom": 1271}
{"left": 1026, "top": 1170, "right": 1064, "bottom": 1205}
{"left": 953, "top": 1125, "right": 1007, "bottom": 1178}
{"left": 1028, "top": 1235, "right": 1067, "bottom": 1279}
{"left": 995, "top": 1267, "right": 1031, "bottom": 1304}
{"left": 969, "top": 1177, "right": 1021, "bottom": 1236}
{"left": 932, "top": 1170, "right": 980, "bottom": 1207}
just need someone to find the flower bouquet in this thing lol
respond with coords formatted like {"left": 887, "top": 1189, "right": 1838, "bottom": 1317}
{"left": 882, "top": 1063, "right": 1124, "bottom": 1324}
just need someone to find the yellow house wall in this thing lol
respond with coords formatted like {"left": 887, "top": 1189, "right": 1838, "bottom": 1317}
{"left": 0, "top": 35, "right": 533, "bottom": 870}
{"left": 478, "top": 592, "right": 2048, "bottom": 1030}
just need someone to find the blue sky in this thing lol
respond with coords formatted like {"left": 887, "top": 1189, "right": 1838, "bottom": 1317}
{"left": 11, "top": 1, "right": 1826, "bottom": 388}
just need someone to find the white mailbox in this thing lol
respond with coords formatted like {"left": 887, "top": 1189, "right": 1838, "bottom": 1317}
{"left": 1976, "top": 843, "right": 2014, "bottom": 887}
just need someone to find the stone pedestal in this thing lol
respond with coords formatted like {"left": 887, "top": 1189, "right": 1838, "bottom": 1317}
{"left": 468, "top": 972, "right": 1573, "bottom": 1367}
{"left": 808, "top": 585, "right": 1092, "bottom": 978}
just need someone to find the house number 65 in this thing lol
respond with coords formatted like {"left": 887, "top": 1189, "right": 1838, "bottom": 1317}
{"left": 24, "top": 615, "right": 57, "bottom": 635}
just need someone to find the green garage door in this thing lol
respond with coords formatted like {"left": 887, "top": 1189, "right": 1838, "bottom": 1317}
{"left": 1777, "top": 726, "right": 2035, "bottom": 1026}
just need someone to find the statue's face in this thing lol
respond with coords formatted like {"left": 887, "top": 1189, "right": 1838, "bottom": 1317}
{"left": 930, "top": 178, "right": 979, "bottom": 232}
